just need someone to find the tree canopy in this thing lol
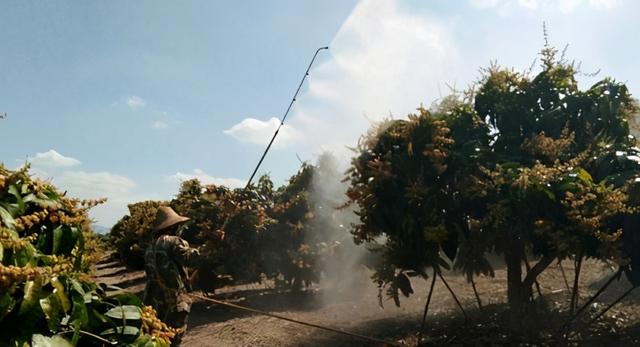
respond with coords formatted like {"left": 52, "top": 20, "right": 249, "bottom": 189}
{"left": 345, "top": 45, "right": 640, "bottom": 316}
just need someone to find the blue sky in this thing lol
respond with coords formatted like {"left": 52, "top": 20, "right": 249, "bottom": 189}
{"left": 1, "top": 0, "right": 638, "bottom": 226}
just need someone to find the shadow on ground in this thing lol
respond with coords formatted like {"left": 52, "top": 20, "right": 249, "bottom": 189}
{"left": 189, "top": 288, "right": 326, "bottom": 327}
{"left": 300, "top": 299, "right": 640, "bottom": 347}
{"left": 187, "top": 287, "right": 640, "bottom": 347}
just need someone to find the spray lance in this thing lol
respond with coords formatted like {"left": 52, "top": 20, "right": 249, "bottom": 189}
{"left": 189, "top": 46, "right": 404, "bottom": 346}
{"left": 207, "top": 46, "right": 329, "bottom": 243}
{"left": 245, "top": 46, "right": 329, "bottom": 188}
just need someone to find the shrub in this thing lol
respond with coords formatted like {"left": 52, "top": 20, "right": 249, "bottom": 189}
{"left": 0, "top": 165, "right": 176, "bottom": 346}
{"left": 111, "top": 201, "right": 167, "bottom": 269}
{"left": 344, "top": 46, "right": 640, "bottom": 323}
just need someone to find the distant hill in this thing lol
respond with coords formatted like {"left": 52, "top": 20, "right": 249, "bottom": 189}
{"left": 92, "top": 225, "right": 111, "bottom": 234}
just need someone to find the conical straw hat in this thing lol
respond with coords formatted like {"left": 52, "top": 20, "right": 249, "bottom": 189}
{"left": 152, "top": 206, "right": 190, "bottom": 232}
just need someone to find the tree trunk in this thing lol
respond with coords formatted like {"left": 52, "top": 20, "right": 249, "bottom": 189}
{"left": 471, "top": 277, "right": 483, "bottom": 310}
{"left": 504, "top": 232, "right": 555, "bottom": 331}
{"left": 505, "top": 238, "right": 525, "bottom": 313}
{"left": 523, "top": 251, "right": 543, "bottom": 300}
{"left": 504, "top": 234, "right": 537, "bottom": 332}
{"left": 418, "top": 268, "right": 438, "bottom": 341}
{"left": 570, "top": 255, "right": 583, "bottom": 315}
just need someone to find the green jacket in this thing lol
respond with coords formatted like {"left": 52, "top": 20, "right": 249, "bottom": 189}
{"left": 144, "top": 234, "right": 200, "bottom": 294}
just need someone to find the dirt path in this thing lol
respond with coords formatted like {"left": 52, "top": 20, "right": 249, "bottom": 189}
{"left": 94, "top": 256, "right": 640, "bottom": 346}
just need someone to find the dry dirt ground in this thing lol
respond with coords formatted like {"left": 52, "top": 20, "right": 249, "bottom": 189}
{"left": 94, "top": 257, "right": 640, "bottom": 347}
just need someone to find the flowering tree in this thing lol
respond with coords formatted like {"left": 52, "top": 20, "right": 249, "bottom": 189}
{"left": 345, "top": 46, "right": 640, "bottom": 325}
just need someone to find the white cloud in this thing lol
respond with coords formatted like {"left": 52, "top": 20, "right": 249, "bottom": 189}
{"left": 17, "top": 152, "right": 159, "bottom": 227}
{"left": 53, "top": 171, "right": 144, "bottom": 226}
{"left": 13, "top": 163, "right": 50, "bottom": 181}
{"left": 170, "top": 169, "right": 246, "bottom": 188}
{"left": 28, "top": 150, "right": 81, "bottom": 167}
{"left": 55, "top": 171, "right": 136, "bottom": 198}
{"left": 152, "top": 121, "right": 169, "bottom": 129}
{"left": 469, "top": 0, "right": 502, "bottom": 8}
{"left": 224, "top": 117, "right": 300, "bottom": 148}
{"left": 127, "top": 96, "right": 146, "bottom": 109}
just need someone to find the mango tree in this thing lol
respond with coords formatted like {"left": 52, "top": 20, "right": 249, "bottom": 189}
{"left": 1, "top": 165, "right": 179, "bottom": 346}
{"left": 345, "top": 46, "right": 639, "bottom": 329}
{"left": 111, "top": 200, "right": 167, "bottom": 269}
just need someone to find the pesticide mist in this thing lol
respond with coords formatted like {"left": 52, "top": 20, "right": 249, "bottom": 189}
{"left": 306, "top": 152, "right": 373, "bottom": 305}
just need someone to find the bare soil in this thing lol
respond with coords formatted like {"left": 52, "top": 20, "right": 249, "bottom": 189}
{"left": 94, "top": 256, "right": 640, "bottom": 346}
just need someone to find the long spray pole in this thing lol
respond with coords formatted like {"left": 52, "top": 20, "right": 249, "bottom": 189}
{"left": 245, "top": 46, "right": 329, "bottom": 188}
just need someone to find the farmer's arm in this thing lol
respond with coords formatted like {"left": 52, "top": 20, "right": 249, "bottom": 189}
{"left": 172, "top": 237, "right": 201, "bottom": 267}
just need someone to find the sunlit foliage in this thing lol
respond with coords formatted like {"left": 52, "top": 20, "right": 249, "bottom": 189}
{"left": 345, "top": 46, "right": 640, "bottom": 318}
{"left": 0, "top": 165, "right": 175, "bottom": 346}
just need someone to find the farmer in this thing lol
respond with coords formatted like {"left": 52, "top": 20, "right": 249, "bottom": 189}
{"left": 143, "top": 206, "right": 201, "bottom": 346}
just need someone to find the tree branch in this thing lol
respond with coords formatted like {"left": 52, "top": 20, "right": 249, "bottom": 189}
{"left": 522, "top": 255, "right": 554, "bottom": 289}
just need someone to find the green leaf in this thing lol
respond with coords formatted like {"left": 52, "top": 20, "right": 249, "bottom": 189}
{"left": 51, "top": 226, "right": 80, "bottom": 255}
{"left": 72, "top": 227, "right": 84, "bottom": 270}
{"left": 538, "top": 186, "right": 556, "bottom": 201}
{"left": 31, "top": 334, "right": 74, "bottom": 347}
{"left": 12, "top": 243, "right": 37, "bottom": 266}
{"left": 70, "top": 294, "right": 89, "bottom": 329}
{"left": 44, "top": 187, "right": 61, "bottom": 201}
{"left": 437, "top": 256, "right": 451, "bottom": 270}
{"left": 51, "top": 277, "right": 71, "bottom": 313}
{"left": 33, "top": 197, "right": 59, "bottom": 209}
{"left": 22, "top": 193, "right": 36, "bottom": 203}
{"left": 88, "top": 306, "right": 110, "bottom": 326}
{"left": 19, "top": 277, "right": 43, "bottom": 316}
{"left": 8, "top": 184, "right": 21, "bottom": 198}
{"left": 395, "top": 272, "right": 413, "bottom": 297}
{"left": 134, "top": 334, "right": 169, "bottom": 347}
{"left": 8, "top": 185, "right": 26, "bottom": 215}
{"left": 107, "top": 292, "right": 144, "bottom": 306}
{"left": 0, "top": 292, "right": 17, "bottom": 321}
{"left": 20, "top": 183, "right": 29, "bottom": 195}
{"left": 576, "top": 168, "right": 593, "bottom": 184}
{"left": 68, "top": 278, "right": 86, "bottom": 297}
{"left": 83, "top": 292, "right": 94, "bottom": 304}
{"left": 101, "top": 325, "right": 140, "bottom": 336}
{"left": 105, "top": 305, "right": 142, "bottom": 320}
{"left": 52, "top": 226, "right": 64, "bottom": 254}
{"left": 558, "top": 180, "right": 577, "bottom": 192}
{"left": 0, "top": 205, "right": 15, "bottom": 228}
{"left": 132, "top": 335, "right": 155, "bottom": 347}
{"left": 40, "top": 294, "right": 63, "bottom": 332}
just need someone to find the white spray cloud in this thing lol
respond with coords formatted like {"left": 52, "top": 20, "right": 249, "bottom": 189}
{"left": 289, "top": 0, "right": 460, "bottom": 159}
{"left": 518, "top": 0, "right": 539, "bottom": 9}
{"left": 468, "top": 0, "right": 622, "bottom": 12}
{"left": 308, "top": 153, "right": 370, "bottom": 301}
{"left": 588, "top": 0, "right": 622, "bottom": 9}
{"left": 286, "top": 0, "right": 631, "bottom": 164}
